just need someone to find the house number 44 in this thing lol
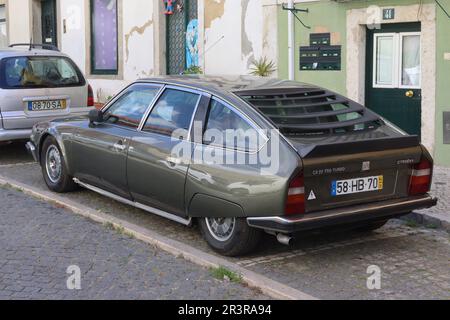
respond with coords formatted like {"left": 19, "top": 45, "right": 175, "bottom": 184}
{"left": 383, "top": 8, "right": 395, "bottom": 20}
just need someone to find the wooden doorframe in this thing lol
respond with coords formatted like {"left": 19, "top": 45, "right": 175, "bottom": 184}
{"left": 346, "top": 4, "right": 436, "bottom": 153}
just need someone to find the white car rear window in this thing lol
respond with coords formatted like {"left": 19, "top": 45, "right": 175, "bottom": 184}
{"left": 1, "top": 56, "right": 83, "bottom": 89}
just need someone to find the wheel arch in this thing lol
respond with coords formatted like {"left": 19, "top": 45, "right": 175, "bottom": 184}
{"left": 38, "top": 131, "right": 72, "bottom": 175}
{"left": 187, "top": 193, "right": 246, "bottom": 218}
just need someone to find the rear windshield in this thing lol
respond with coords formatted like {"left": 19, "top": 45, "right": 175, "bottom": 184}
{"left": 240, "top": 89, "right": 382, "bottom": 137}
{"left": 0, "top": 56, "right": 85, "bottom": 89}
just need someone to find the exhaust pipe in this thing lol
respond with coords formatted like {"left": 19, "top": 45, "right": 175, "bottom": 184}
{"left": 277, "top": 233, "right": 292, "bottom": 246}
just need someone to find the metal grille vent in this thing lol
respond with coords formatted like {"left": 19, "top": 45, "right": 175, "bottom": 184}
{"left": 240, "top": 89, "right": 381, "bottom": 136}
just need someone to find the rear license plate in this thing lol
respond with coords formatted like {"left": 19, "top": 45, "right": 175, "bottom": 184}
{"left": 28, "top": 100, "right": 67, "bottom": 111}
{"left": 331, "top": 176, "right": 383, "bottom": 196}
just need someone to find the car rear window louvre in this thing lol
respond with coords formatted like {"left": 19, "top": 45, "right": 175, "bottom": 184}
{"left": 239, "top": 88, "right": 381, "bottom": 136}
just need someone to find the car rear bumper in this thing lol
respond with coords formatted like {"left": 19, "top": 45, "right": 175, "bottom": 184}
{"left": 0, "top": 108, "right": 93, "bottom": 142}
{"left": 0, "top": 128, "right": 32, "bottom": 142}
{"left": 247, "top": 195, "right": 438, "bottom": 234}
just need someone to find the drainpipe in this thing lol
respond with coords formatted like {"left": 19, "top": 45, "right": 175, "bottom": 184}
{"left": 287, "top": 0, "right": 295, "bottom": 80}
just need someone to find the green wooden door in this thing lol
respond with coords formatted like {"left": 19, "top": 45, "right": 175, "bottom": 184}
{"left": 366, "top": 23, "right": 421, "bottom": 138}
{"left": 41, "top": 0, "right": 57, "bottom": 47}
{"left": 166, "top": 0, "right": 198, "bottom": 75}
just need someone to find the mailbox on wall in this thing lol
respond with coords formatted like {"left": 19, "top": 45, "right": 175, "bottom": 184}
{"left": 310, "top": 33, "right": 331, "bottom": 46}
{"left": 300, "top": 33, "right": 341, "bottom": 71}
{"left": 300, "top": 45, "right": 341, "bottom": 71}
{"left": 444, "top": 112, "right": 450, "bottom": 144}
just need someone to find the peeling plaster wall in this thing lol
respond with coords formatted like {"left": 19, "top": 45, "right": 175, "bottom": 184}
{"left": 243, "top": 0, "right": 263, "bottom": 68}
{"left": 122, "top": 0, "right": 155, "bottom": 81}
{"left": 204, "top": 0, "right": 265, "bottom": 75}
{"left": 5, "top": 0, "right": 274, "bottom": 101}
{"left": 90, "top": 0, "right": 155, "bottom": 101}
{"left": 262, "top": 0, "right": 279, "bottom": 77}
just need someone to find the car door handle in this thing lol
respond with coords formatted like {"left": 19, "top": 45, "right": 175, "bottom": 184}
{"left": 166, "top": 156, "right": 182, "bottom": 166}
{"left": 113, "top": 142, "right": 127, "bottom": 151}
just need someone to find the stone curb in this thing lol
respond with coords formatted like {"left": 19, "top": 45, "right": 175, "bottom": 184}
{"left": 0, "top": 175, "right": 317, "bottom": 301}
{"left": 402, "top": 211, "right": 450, "bottom": 232}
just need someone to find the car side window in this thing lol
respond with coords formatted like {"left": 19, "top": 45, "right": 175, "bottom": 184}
{"left": 143, "top": 88, "right": 200, "bottom": 138}
{"left": 204, "top": 99, "right": 261, "bottom": 152}
{"left": 103, "top": 84, "right": 160, "bottom": 129}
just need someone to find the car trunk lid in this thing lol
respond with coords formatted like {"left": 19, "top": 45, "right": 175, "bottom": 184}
{"left": 291, "top": 135, "right": 422, "bottom": 212}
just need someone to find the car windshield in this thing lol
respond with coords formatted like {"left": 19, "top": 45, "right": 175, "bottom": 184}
{"left": 1, "top": 56, "right": 82, "bottom": 88}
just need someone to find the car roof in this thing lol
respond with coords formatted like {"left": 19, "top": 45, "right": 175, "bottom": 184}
{"left": 139, "top": 75, "right": 321, "bottom": 96}
{"left": 0, "top": 48, "right": 67, "bottom": 58}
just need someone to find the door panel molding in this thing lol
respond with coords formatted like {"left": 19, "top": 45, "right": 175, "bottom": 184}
{"left": 73, "top": 178, "right": 192, "bottom": 226}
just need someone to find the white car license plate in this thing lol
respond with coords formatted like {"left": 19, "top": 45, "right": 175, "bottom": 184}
{"left": 331, "top": 176, "right": 384, "bottom": 196}
{"left": 28, "top": 100, "right": 67, "bottom": 111}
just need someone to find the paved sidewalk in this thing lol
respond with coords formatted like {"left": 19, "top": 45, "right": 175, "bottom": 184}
{"left": 0, "top": 187, "right": 267, "bottom": 300}
{"left": 411, "top": 166, "right": 450, "bottom": 230}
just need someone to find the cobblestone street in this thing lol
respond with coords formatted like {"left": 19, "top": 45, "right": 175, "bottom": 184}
{"left": 0, "top": 186, "right": 266, "bottom": 300}
{"left": 0, "top": 143, "right": 449, "bottom": 300}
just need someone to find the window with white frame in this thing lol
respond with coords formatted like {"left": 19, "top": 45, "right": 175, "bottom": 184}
{"left": 0, "top": 5, "right": 7, "bottom": 48}
{"left": 90, "top": 0, "right": 118, "bottom": 75}
{"left": 373, "top": 32, "right": 421, "bottom": 89}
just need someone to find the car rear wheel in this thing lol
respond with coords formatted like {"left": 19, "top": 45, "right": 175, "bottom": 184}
{"left": 41, "top": 136, "right": 77, "bottom": 193}
{"left": 199, "top": 217, "right": 262, "bottom": 256}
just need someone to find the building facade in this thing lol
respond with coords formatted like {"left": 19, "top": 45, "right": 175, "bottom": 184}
{"left": 0, "top": 0, "right": 277, "bottom": 100}
{"left": 276, "top": 0, "right": 450, "bottom": 167}
{"left": 1, "top": 0, "right": 449, "bottom": 167}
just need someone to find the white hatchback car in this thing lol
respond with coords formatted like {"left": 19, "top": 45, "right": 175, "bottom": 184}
{"left": 0, "top": 44, "right": 94, "bottom": 142}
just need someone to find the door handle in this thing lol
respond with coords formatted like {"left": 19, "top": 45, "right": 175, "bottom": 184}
{"left": 405, "top": 90, "right": 415, "bottom": 98}
{"left": 166, "top": 156, "right": 182, "bottom": 166}
{"left": 113, "top": 141, "right": 127, "bottom": 151}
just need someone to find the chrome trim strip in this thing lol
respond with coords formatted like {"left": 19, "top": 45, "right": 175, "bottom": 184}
{"left": 136, "top": 80, "right": 270, "bottom": 138}
{"left": 0, "top": 128, "right": 32, "bottom": 141}
{"left": 101, "top": 83, "right": 164, "bottom": 114}
{"left": 137, "top": 85, "right": 167, "bottom": 131}
{"left": 26, "top": 141, "right": 36, "bottom": 151}
{"left": 137, "top": 84, "right": 209, "bottom": 137}
{"left": 247, "top": 196, "right": 435, "bottom": 226}
{"left": 73, "top": 178, "right": 192, "bottom": 226}
{"left": 186, "top": 95, "right": 205, "bottom": 142}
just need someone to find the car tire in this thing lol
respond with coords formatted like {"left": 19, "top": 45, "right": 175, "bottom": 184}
{"left": 356, "top": 220, "right": 388, "bottom": 232}
{"left": 199, "top": 217, "right": 262, "bottom": 257}
{"left": 41, "top": 136, "right": 77, "bottom": 193}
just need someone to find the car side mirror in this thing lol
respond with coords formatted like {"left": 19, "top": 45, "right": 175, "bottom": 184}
{"left": 89, "top": 109, "right": 104, "bottom": 125}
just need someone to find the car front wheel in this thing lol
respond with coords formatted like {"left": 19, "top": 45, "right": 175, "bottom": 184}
{"left": 41, "top": 136, "right": 77, "bottom": 193}
{"left": 199, "top": 217, "right": 262, "bottom": 256}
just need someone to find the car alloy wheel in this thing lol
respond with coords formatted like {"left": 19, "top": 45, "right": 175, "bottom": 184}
{"left": 45, "top": 145, "right": 62, "bottom": 183}
{"left": 205, "top": 217, "right": 236, "bottom": 242}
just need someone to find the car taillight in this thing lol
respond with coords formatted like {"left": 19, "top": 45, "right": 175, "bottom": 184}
{"left": 285, "top": 172, "right": 305, "bottom": 215}
{"left": 87, "top": 84, "right": 94, "bottom": 107}
{"left": 409, "top": 157, "right": 433, "bottom": 196}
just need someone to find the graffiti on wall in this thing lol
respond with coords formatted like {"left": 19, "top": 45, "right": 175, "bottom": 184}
{"left": 186, "top": 19, "right": 199, "bottom": 68}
